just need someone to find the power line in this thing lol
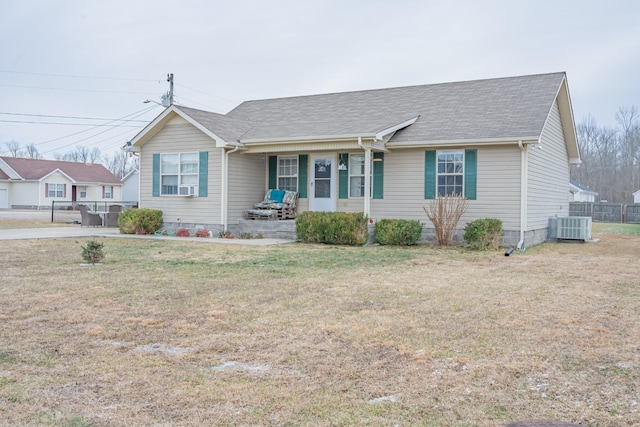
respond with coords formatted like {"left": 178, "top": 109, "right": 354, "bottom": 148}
{"left": 0, "top": 83, "right": 155, "bottom": 95}
{"left": 176, "top": 83, "right": 239, "bottom": 106}
{"left": 35, "top": 106, "right": 158, "bottom": 149}
{"left": 0, "top": 119, "right": 140, "bottom": 127}
{"left": 0, "top": 69, "right": 159, "bottom": 82}
{"left": 0, "top": 111, "right": 150, "bottom": 122}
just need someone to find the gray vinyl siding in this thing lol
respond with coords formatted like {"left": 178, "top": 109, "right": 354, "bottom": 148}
{"left": 527, "top": 100, "right": 570, "bottom": 230}
{"left": 227, "top": 153, "right": 266, "bottom": 222}
{"left": 139, "top": 120, "right": 222, "bottom": 224}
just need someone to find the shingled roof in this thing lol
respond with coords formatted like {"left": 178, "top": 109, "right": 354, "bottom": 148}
{"left": 0, "top": 157, "right": 121, "bottom": 184}
{"left": 131, "top": 71, "right": 576, "bottom": 157}
{"left": 226, "top": 72, "right": 568, "bottom": 143}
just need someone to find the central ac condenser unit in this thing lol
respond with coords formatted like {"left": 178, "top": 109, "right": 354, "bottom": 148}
{"left": 556, "top": 216, "right": 592, "bottom": 241}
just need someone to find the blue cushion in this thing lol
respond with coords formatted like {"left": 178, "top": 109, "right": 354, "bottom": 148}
{"left": 270, "top": 189, "right": 285, "bottom": 203}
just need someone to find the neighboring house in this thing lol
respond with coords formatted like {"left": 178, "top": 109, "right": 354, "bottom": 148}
{"left": 634, "top": 190, "right": 640, "bottom": 204}
{"left": 129, "top": 72, "right": 580, "bottom": 248}
{"left": 121, "top": 168, "right": 139, "bottom": 205}
{"left": 570, "top": 179, "right": 598, "bottom": 202}
{"left": 0, "top": 157, "right": 122, "bottom": 209}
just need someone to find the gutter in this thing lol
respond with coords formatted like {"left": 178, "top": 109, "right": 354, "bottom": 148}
{"left": 221, "top": 145, "right": 240, "bottom": 231}
{"left": 517, "top": 140, "right": 527, "bottom": 251}
{"left": 358, "top": 136, "right": 372, "bottom": 218}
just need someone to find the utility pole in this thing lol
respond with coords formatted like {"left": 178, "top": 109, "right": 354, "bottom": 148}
{"left": 167, "top": 73, "right": 174, "bottom": 106}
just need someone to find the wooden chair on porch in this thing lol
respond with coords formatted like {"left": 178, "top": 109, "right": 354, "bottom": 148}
{"left": 245, "top": 189, "right": 298, "bottom": 220}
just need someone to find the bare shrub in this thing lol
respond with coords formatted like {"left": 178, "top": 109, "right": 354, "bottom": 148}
{"left": 423, "top": 195, "right": 469, "bottom": 246}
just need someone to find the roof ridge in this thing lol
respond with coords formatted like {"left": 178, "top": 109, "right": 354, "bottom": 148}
{"left": 231, "top": 71, "right": 567, "bottom": 107}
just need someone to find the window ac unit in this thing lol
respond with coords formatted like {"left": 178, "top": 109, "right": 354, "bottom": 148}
{"left": 557, "top": 216, "right": 592, "bottom": 240}
{"left": 179, "top": 185, "right": 198, "bottom": 196}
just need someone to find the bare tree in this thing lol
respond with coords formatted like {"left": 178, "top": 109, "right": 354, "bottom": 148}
{"left": 24, "top": 143, "right": 43, "bottom": 159}
{"left": 572, "top": 106, "right": 640, "bottom": 202}
{"left": 5, "top": 140, "right": 21, "bottom": 157}
{"left": 89, "top": 147, "right": 102, "bottom": 164}
{"left": 616, "top": 106, "right": 640, "bottom": 201}
{"left": 105, "top": 149, "right": 129, "bottom": 179}
{"left": 75, "top": 146, "right": 90, "bottom": 163}
{"left": 423, "top": 195, "right": 469, "bottom": 246}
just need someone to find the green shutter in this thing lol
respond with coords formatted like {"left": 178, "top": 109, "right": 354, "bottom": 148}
{"left": 152, "top": 153, "right": 160, "bottom": 197}
{"left": 464, "top": 149, "right": 477, "bottom": 200}
{"left": 424, "top": 150, "right": 436, "bottom": 199}
{"left": 268, "top": 156, "right": 277, "bottom": 189}
{"left": 198, "top": 151, "right": 208, "bottom": 197}
{"left": 298, "top": 154, "right": 308, "bottom": 198}
{"left": 372, "top": 152, "right": 384, "bottom": 199}
{"left": 338, "top": 153, "right": 349, "bottom": 199}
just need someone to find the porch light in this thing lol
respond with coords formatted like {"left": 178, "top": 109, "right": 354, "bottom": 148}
{"left": 338, "top": 154, "right": 348, "bottom": 170}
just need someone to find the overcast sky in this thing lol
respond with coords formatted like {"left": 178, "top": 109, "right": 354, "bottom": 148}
{"left": 1, "top": 0, "right": 639, "bottom": 159}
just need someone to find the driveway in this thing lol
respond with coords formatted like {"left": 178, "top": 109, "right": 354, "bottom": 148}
{"left": 0, "top": 210, "right": 294, "bottom": 245}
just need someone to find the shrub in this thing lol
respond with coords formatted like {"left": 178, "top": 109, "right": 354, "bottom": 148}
{"left": 464, "top": 218, "right": 503, "bottom": 250}
{"left": 175, "top": 227, "right": 190, "bottom": 237}
{"left": 296, "top": 211, "right": 368, "bottom": 246}
{"left": 195, "top": 228, "right": 210, "bottom": 238}
{"left": 118, "top": 208, "right": 163, "bottom": 235}
{"left": 374, "top": 219, "right": 423, "bottom": 246}
{"left": 81, "top": 239, "right": 105, "bottom": 264}
{"left": 423, "top": 195, "right": 469, "bottom": 246}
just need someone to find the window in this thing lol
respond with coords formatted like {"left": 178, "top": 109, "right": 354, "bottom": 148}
{"left": 160, "top": 152, "right": 199, "bottom": 195}
{"left": 48, "top": 183, "right": 64, "bottom": 198}
{"left": 104, "top": 185, "right": 113, "bottom": 199}
{"left": 278, "top": 156, "right": 298, "bottom": 191}
{"left": 80, "top": 186, "right": 87, "bottom": 198}
{"left": 348, "top": 154, "right": 372, "bottom": 197}
{"left": 437, "top": 150, "right": 464, "bottom": 196}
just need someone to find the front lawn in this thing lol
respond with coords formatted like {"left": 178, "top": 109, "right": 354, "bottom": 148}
{"left": 1, "top": 235, "right": 639, "bottom": 426}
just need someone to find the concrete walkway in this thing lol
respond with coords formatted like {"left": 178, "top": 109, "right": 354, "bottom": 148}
{"left": 0, "top": 226, "right": 296, "bottom": 245}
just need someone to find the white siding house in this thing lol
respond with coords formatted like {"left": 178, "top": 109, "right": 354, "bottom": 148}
{"left": 0, "top": 157, "right": 122, "bottom": 209}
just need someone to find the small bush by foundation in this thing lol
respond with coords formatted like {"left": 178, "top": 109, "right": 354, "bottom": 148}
{"left": 175, "top": 227, "right": 190, "bottom": 237}
{"left": 296, "top": 211, "right": 368, "bottom": 246}
{"left": 374, "top": 219, "right": 423, "bottom": 246}
{"left": 195, "top": 229, "right": 210, "bottom": 238}
{"left": 118, "top": 208, "right": 163, "bottom": 235}
{"left": 464, "top": 218, "right": 503, "bottom": 250}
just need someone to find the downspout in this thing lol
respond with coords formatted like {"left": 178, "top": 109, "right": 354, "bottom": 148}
{"left": 358, "top": 136, "right": 371, "bottom": 218}
{"left": 222, "top": 145, "right": 240, "bottom": 232}
{"left": 517, "top": 140, "right": 527, "bottom": 251}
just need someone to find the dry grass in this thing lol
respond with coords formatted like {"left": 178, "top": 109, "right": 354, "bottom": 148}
{"left": 1, "top": 232, "right": 639, "bottom": 426}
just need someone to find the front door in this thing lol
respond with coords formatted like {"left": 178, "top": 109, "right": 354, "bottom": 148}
{"left": 310, "top": 155, "right": 335, "bottom": 212}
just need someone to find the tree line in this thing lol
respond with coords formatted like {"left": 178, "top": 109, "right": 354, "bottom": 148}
{"left": 2, "top": 141, "right": 138, "bottom": 180}
{"left": 572, "top": 106, "right": 640, "bottom": 203}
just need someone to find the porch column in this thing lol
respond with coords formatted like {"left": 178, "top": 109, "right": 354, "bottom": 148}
{"left": 363, "top": 146, "right": 371, "bottom": 218}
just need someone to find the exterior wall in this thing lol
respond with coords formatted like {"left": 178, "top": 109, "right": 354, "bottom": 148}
{"left": 139, "top": 118, "right": 222, "bottom": 225}
{"left": 330, "top": 145, "right": 522, "bottom": 231}
{"left": 79, "top": 184, "right": 122, "bottom": 202}
{"left": 11, "top": 181, "right": 41, "bottom": 207}
{"left": 227, "top": 153, "right": 266, "bottom": 224}
{"left": 571, "top": 190, "right": 595, "bottom": 203}
{"left": 121, "top": 171, "right": 139, "bottom": 203}
{"left": 634, "top": 192, "right": 640, "bottom": 204}
{"left": 0, "top": 183, "right": 10, "bottom": 209}
{"left": 527, "top": 100, "right": 570, "bottom": 234}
